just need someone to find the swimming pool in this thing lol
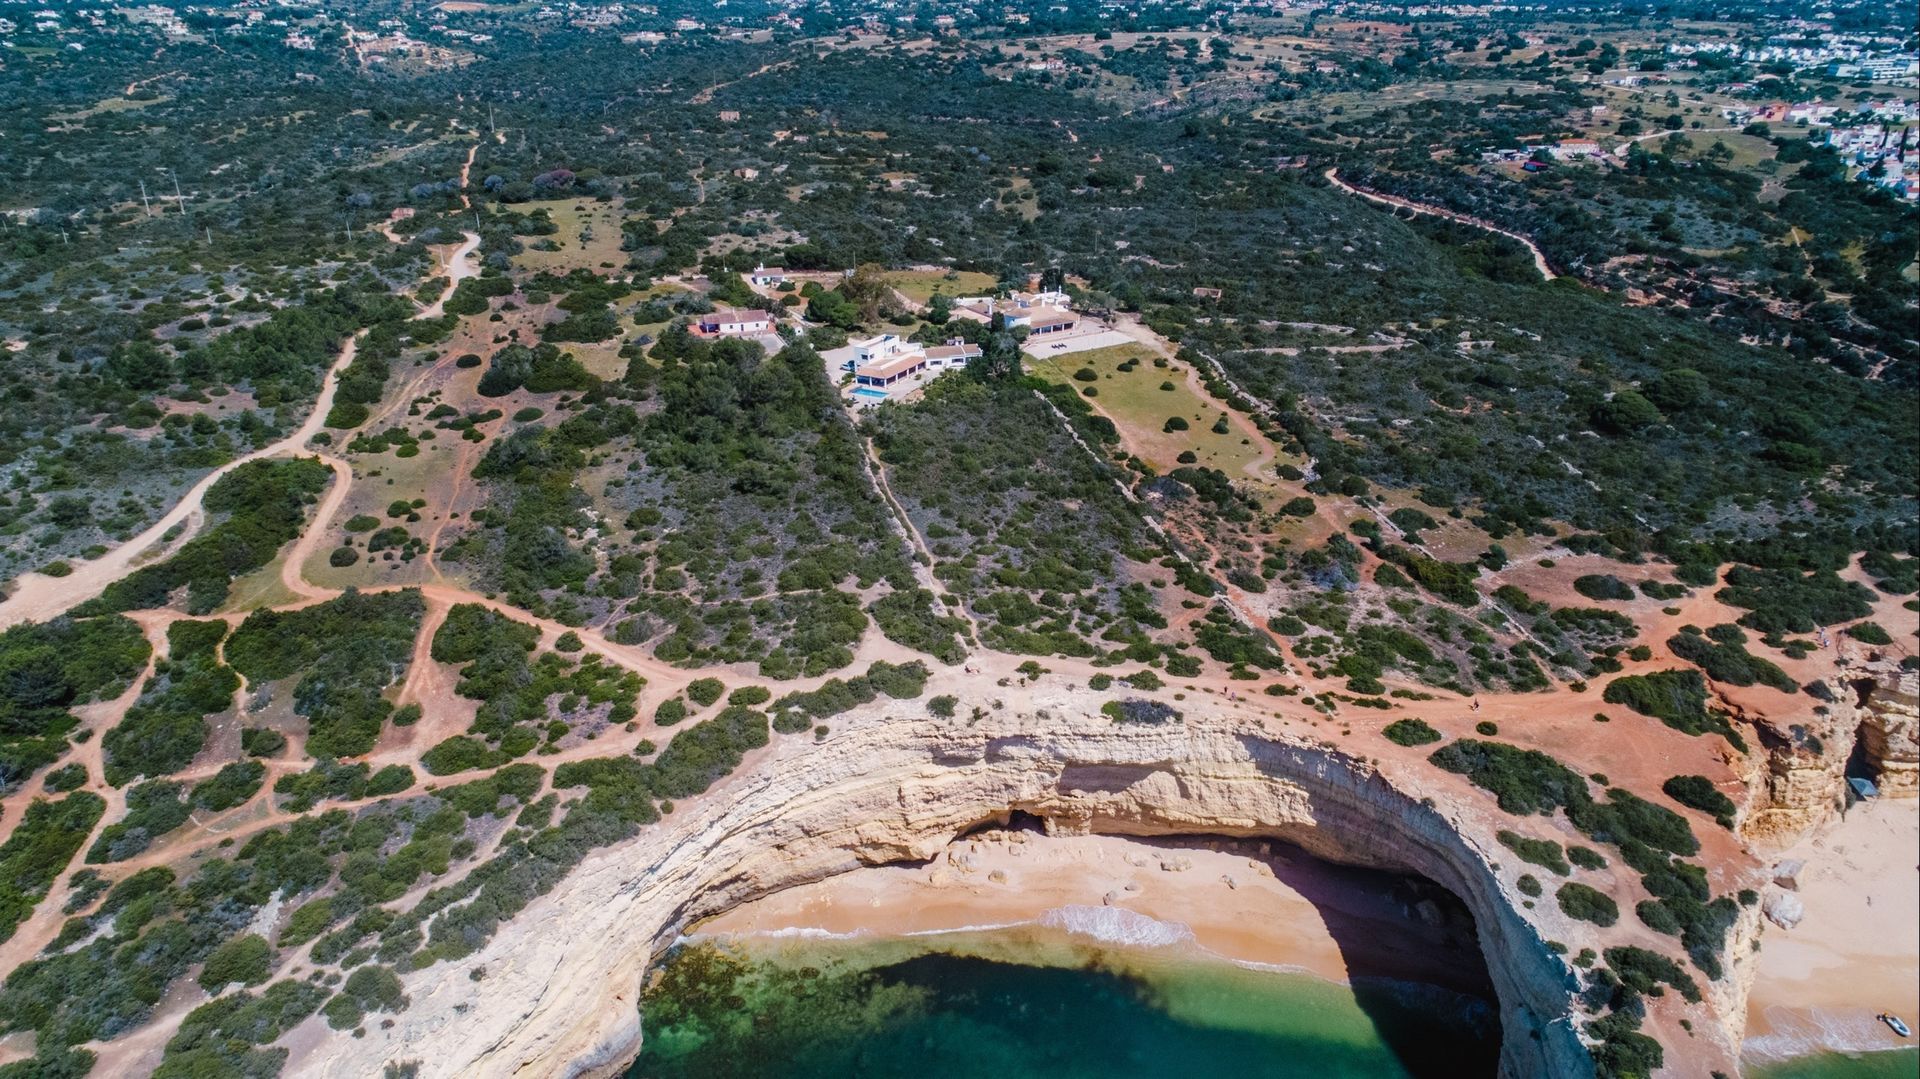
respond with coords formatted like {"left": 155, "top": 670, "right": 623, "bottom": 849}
{"left": 851, "top": 388, "right": 890, "bottom": 401}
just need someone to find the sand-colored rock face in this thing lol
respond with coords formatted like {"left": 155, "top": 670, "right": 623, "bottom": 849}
{"left": 1857, "top": 673, "right": 1918, "bottom": 798}
{"left": 1743, "top": 667, "right": 1917, "bottom": 845}
{"left": 288, "top": 696, "right": 1745, "bottom": 1079}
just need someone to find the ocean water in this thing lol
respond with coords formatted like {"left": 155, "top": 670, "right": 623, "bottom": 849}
{"left": 628, "top": 924, "right": 1501, "bottom": 1079}
{"left": 1750, "top": 1050, "right": 1920, "bottom": 1079}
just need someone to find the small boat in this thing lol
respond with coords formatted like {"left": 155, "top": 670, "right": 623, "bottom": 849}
{"left": 1878, "top": 1013, "right": 1911, "bottom": 1038}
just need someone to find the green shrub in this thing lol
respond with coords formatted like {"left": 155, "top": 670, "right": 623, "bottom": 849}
{"left": 198, "top": 934, "right": 272, "bottom": 991}
{"left": 191, "top": 761, "right": 266, "bottom": 812}
{"left": 1498, "top": 830, "right": 1571, "bottom": 876}
{"left": 1568, "top": 846, "right": 1607, "bottom": 871}
{"left": 421, "top": 736, "right": 510, "bottom": 776}
{"left": 1102, "top": 699, "right": 1182, "bottom": 725}
{"left": 279, "top": 898, "right": 337, "bottom": 948}
{"left": 1430, "top": 739, "right": 1588, "bottom": 817}
{"left": 41, "top": 763, "right": 87, "bottom": 793}
{"left": 87, "top": 780, "right": 191, "bottom": 862}
{"left": 1845, "top": 622, "right": 1892, "bottom": 646}
{"left": 686, "top": 678, "right": 725, "bottom": 707}
{"left": 1602, "top": 670, "right": 1745, "bottom": 750}
{"left": 1603, "top": 945, "right": 1702, "bottom": 1003}
{"left": 1666, "top": 629, "right": 1795, "bottom": 692}
{"left": 1573, "top": 575, "right": 1635, "bottom": 602}
{"left": 240, "top": 729, "right": 287, "bottom": 758}
{"left": 226, "top": 591, "right": 424, "bottom": 758}
{"left": 768, "top": 661, "right": 929, "bottom": 732}
{"left": 1558, "top": 883, "right": 1620, "bottom": 927}
{"left": 1382, "top": 718, "right": 1442, "bottom": 747}
{"left": 1661, "top": 775, "right": 1737, "bottom": 829}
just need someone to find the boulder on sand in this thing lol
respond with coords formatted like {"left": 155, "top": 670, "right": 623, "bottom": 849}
{"left": 1763, "top": 889, "right": 1805, "bottom": 930}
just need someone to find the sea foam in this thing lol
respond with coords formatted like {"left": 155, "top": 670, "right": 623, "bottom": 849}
{"left": 1037, "top": 905, "right": 1196, "bottom": 949}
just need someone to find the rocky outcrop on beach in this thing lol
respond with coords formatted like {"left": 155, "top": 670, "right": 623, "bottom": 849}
{"left": 1856, "top": 672, "right": 1919, "bottom": 798}
{"left": 1742, "top": 664, "right": 1917, "bottom": 845}
{"left": 288, "top": 688, "right": 1754, "bottom": 1079}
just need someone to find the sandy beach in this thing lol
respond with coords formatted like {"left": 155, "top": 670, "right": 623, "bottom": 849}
{"left": 1744, "top": 798, "right": 1920, "bottom": 1063}
{"left": 693, "top": 829, "right": 1494, "bottom": 998}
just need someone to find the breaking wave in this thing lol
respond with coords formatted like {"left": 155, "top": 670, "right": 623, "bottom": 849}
{"left": 1037, "top": 905, "right": 1196, "bottom": 949}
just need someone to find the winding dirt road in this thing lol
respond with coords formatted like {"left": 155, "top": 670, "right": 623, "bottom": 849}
{"left": 1324, "top": 166, "right": 1557, "bottom": 282}
{"left": 0, "top": 338, "right": 362, "bottom": 630}
{"left": 0, "top": 230, "right": 482, "bottom": 632}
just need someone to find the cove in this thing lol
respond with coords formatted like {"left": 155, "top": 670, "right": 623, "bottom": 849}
{"left": 628, "top": 923, "right": 1501, "bottom": 1079}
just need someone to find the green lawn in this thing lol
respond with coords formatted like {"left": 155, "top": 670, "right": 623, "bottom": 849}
{"left": 888, "top": 269, "right": 996, "bottom": 304}
{"left": 1028, "top": 344, "right": 1264, "bottom": 478}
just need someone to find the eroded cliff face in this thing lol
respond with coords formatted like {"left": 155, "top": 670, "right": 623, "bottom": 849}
{"left": 287, "top": 693, "right": 1741, "bottom": 1079}
{"left": 1742, "top": 666, "right": 1918, "bottom": 845}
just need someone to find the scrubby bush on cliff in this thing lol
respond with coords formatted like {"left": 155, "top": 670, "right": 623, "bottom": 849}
{"left": 1497, "top": 830, "right": 1570, "bottom": 875}
{"left": 1665, "top": 626, "right": 1795, "bottom": 692}
{"left": 1845, "top": 621, "right": 1892, "bottom": 645}
{"left": 1557, "top": 883, "right": 1619, "bottom": 927}
{"left": 1661, "top": 775, "right": 1736, "bottom": 829}
{"left": 1382, "top": 718, "right": 1442, "bottom": 747}
{"left": 1102, "top": 698, "right": 1182, "bottom": 725}
{"left": 1602, "top": 670, "right": 1746, "bottom": 751}
{"left": 1429, "top": 739, "right": 1589, "bottom": 817}
{"left": 768, "top": 661, "right": 928, "bottom": 732}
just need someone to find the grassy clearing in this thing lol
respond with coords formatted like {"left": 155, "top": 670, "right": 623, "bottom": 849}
{"left": 220, "top": 558, "right": 305, "bottom": 614}
{"left": 888, "top": 269, "right": 996, "bottom": 304}
{"left": 1028, "top": 344, "right": 1263, "bottom": 477}
{"left": 512, "top": 201, "right": 629, "bottom": 274}
{"left": 49, "top": 95, "right": 172, "bottom": 121}
{"left": 305, "top": 447, "right": 463, "bottom": 591}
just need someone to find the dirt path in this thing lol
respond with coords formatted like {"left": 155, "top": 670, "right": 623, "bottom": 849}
{"left": 278, "top": 455, "right": 353, "bottom": 603}
{"left": 1324, "top": 166, "right": 1557, "bottom": 282}
{"left": 0, "top": 336, "right": 362, "bottom": 630}
{"left": 456, "top": 144, "right": 477, "bottom": 210}
{"left": 689, "top": 61, "right": 793, "bottom": 105}
{"left": 862, "top": 437, "right": 979, "bottom": 644}
{"left": 0, "top": 195, "right": 478, "bottom": 631}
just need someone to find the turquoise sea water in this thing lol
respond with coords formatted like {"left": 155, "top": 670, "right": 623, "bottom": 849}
{"left": 1750, "top": 1050, "right": 1920, "bottom": 1079}
{"left": 628, "top": 926, "right": 1501, "bottom": 1079}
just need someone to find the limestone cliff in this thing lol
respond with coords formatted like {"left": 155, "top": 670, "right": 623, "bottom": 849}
{"left": 285, "top": 686, "right": 1752, "bottom": 1079}
{"left": 1743, "top": 665, "right": 1918, "bottom": 845}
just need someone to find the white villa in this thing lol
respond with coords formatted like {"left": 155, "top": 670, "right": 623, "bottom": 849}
{"left": 748, "top": 264, "right": 788, "bottom": 287}
{"left": 695, "top": 307, "right": 774, "bottom": 336}
{"left": 953, "top": 289, "right": 1078, "bottom": 336}
{"left": 847, "top": 334, "right": 982, "bottom": 394}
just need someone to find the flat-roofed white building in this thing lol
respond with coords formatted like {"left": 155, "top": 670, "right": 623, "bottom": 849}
{"left": 695, "top": 307, "right": 774, "bottom": 336}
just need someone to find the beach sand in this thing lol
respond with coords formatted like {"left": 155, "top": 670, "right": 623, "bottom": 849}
{"left": 693, "top": 829, "right": 1494, "bottom": 998}
{"left": 1744, "top": 797, "right": 1920, "bottom": 1063}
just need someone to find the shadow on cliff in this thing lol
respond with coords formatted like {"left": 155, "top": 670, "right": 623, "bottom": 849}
{"left": 1212, "top": 833, "right": 1504, "bottom": 1079}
